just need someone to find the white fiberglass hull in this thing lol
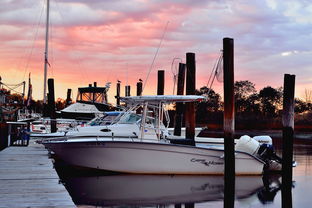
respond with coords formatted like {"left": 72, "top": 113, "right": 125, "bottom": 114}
{"left": 31, "top": 123, "right": 140, "bottom": 138}
{"left": 44, "top": 139, "right": 265, "bottom": 175}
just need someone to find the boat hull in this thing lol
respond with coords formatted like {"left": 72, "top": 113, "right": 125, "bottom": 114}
{"left": 44, "top": 139, "right": 265, "bottom": 175}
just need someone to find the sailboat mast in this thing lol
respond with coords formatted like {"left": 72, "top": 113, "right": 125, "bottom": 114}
{"left": 43, "top": 0, "right": 50, "bottom": 104}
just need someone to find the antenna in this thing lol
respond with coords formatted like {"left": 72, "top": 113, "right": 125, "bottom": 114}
{"left": 142, "top": 21, "right": 169, "bottom": 93}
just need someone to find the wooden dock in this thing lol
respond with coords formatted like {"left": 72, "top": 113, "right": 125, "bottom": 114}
{"left": 0, "top": 140, "right": 76, "bottom": 208}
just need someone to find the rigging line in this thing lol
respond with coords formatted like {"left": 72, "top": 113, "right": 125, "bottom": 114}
{"left": 206, "top": 50, "right": 222, "bottom": 87}
{"left": 1, "top": 82, "right": 24, "bottom": 87}
{"left": 142, "top": 21, "right": 169, "bottom": 93}
{"left": 2, "top": 84, "right": 24, "bottom": 94}
{"left": 22, "top": 1, "right": 45, "bottom": 82}
{"left": 206, "top": 58, "right": 218, "bottom": 88}
{"left": 49, "top": 16, "right": 54, "bottom": 77}
{"left": 126, "top": 63, "right": 129, "bottom": 86}
{"left": 206, "top": 52, "right": 223, "bottom": 97}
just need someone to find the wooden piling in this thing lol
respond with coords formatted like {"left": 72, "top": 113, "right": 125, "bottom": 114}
{"left": 125, "top": 85, "right": 131, "bottom": 97}
{"left": 66, "top": 88, "right": 72, "bottom": 106}
{"left": 137, "top": 80, "right": 143, "bottom": 96}
{"left": 281, "top": 74, "right": 295, "bottom": 208}
{"left": 174, "top": 63, "right": 186, "bottom": 136}
{"left": 185, "top": 53, "right": 196, "bottom": 141}
{"left": 157, "top": 70, "right": 165, "bottom": 95}
{"left": 116, "top": 82, "right": 121, "bottom": 106}
{"left": 0, "top": 123, "right": 8, "bottom": 150}
{"left": 47, "top": 78, "right": 56, "bottom": 133}
{"left": 223, "top": 37, "right": 235, "bottom": 208}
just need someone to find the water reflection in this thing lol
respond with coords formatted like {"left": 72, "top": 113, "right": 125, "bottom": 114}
{"left": 54, "top": 160, "right": 283, "bottom": 207}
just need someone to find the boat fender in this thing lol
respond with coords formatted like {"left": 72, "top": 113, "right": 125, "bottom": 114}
{"left": 235, "top": 135, "right": 260, "bottom": 155}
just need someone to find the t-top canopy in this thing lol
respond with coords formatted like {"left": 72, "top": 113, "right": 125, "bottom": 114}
{"left": 121, "top": 95, "right": 206, "bottom": 104}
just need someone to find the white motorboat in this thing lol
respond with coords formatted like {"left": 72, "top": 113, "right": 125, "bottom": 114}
{"left": 30, "top": 111, "right": 124, "bottom": 138}
{"left": 42, "top": 95, "right": 283, "bottom": 175}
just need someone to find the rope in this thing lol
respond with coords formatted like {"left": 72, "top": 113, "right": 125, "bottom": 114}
{"left": 22, "top": 1, "right": 45, "bottom": 81}
{"left": 1, "top": 83, "right": 25, "bottom": 95}
{"left": 142, "top": 21, "right": 169, "bottom": 93}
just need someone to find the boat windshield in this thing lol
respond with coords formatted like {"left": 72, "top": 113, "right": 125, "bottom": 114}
{"left": 88, "top": 113, "right": 121, "bottom": 126}
{"left": 118, "top": 113, "right": 141, "bottom": 124}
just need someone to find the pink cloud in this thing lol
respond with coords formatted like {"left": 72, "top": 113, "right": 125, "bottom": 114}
{"left": 0, "top": 0, "right": 311, "bottom": 102}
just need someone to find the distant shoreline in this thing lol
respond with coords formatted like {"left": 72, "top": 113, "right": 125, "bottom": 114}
{"left": 198, "top": 129, "right": 312, "bottom": 140}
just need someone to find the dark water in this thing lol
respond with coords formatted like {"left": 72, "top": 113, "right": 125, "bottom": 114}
{"left": 53, "top": 138, "right": 312, "bottom": 208}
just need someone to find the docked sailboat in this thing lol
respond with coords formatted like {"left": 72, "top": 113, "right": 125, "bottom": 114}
{"left": 42, "top": 95, "right": 283, "bottom": 175}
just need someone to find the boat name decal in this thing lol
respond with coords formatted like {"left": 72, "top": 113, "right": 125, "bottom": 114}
{"left": 190, "top": 158, "right": 223, "bottom": 166}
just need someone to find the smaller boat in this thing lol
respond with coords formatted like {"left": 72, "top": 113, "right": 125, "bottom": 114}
{"left": 58, "top": 82, "right": 113, "bottom": 120}
{"left": 30, "top": 111, "right": 123, "bottom": 138}
{"left": 42, "top": 95, "right": 284, "bottom": 175}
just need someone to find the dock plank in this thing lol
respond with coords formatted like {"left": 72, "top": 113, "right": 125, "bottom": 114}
{"left": 0, "top": 140, "right": 76, "bottom": 207}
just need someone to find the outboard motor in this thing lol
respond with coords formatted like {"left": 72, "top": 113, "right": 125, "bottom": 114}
{"left": 257, "top": 143, "right": 282, "bottom": 171}
{"left": 236, "top": 135, "right": 283, "bottom": 172}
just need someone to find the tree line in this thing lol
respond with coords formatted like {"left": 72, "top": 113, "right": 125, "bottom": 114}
{"left": 192, "top": 80, "right": 312, "bottom": 130}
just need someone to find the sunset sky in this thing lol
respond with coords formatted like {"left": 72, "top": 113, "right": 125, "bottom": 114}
{"left": 1, "top": 0, "right": 311, "bottom": 103}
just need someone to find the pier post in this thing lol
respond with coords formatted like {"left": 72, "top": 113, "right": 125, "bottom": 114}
{"left": 282, "top": 74, "right": 295, "bottom": 208}
{"left": 137, "top": 80, "right": 143, "bottom": 96}
{"left": 116, "top": 81, "right": 121, "bottom": 105}
{"left": 125, "top": 85, "right": 131, "bottom": 97}
{"left": 116, "top": 81, "right": 121, "bottom": 106}
{"left": 65, "top": 89, "right": 72, "bottom": 107}
{"left": 157, "top": 70, "right": 165, "bottom": 95}
{"left": 47, "top": 78, "right": 56, "bottom": 133}
{"left": 0, "top": 123, "right": 8, "bottom": 149}
{"left": 223, "top": 37, "right": 235, "bottom": 208}
{"left": 185, "top": 53, "right": 196, "bottom": 142}
{"left": 174, "top": 63, "right": 186, "bottom": 136}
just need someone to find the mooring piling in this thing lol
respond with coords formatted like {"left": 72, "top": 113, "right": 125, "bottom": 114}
{"left": 116, "top": 81, "right": 121, "bottom": 106}
{"left": 65, "top": 88, "right": 72, "bottom": 106}
{"left": 223, "top": 37, "right": 235, "bottom": 208}
{"left": 282, "top": 73, "right": 295, "bottom": 208}
{"left": 47, "top": 78, "right": 56, "bottom": 133}
{"left": 174, "top": 63, "right": 186, "bottom": 136}
{"left": 157, "top": 70, "right": 165, "bottom": 95}
{"left": 185, "top": 53, "right": 196, "bottom": 142}
{"left": 137, "top": 80, "right": 143, "bottom": 96}
{"left": 125, "top": 85, "right": 131, "bottom": 97}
